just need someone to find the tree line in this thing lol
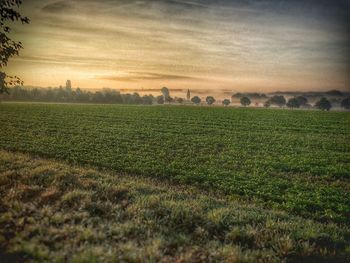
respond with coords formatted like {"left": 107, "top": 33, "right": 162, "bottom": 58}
{"left": 237, "top": 95, "right": 350, "bottom": 111}
{"left": 2, "top": 86, "right": 157, "bottom": 105}
{"left": 2, "top": 86, "right": 350, "bottom": 111}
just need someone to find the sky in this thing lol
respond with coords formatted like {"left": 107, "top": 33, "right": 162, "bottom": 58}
{"left": 6, "top": 0, "right": 350, "bottom": 97}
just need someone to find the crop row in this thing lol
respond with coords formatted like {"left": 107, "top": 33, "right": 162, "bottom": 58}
{"left": 0, "top": 103, "right": 349, "bottom": 224}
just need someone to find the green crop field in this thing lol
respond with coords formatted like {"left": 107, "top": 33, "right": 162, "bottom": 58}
{"left": 0, "top": 102, "right": 349, "bottom": 262}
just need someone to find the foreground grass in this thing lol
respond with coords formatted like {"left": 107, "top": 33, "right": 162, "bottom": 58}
{"left": 0, "top": 150, "right": 349, "bottom": 262}
{"left": 0, "top": 103, "right": 349, "bottom": 224}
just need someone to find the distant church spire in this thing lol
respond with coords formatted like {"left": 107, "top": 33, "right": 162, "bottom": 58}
{"left": 187, "top": 89, "right": 191, "bottom": 100}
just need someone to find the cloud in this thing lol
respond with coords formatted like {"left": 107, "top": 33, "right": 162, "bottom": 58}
{"left": 42, "top": 1, "right": 73, "bottom": 13}
{"left": 9, "top": 0, "right": 350, "bottom": 92}
{"left": 98, "top": 72, "right": 198, "bottom": 82}
{"left": 118, "top": 88, "right": 186, "bottom": 93}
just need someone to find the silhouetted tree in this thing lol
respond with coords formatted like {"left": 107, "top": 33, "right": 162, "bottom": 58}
{"left": 269, "top": 95, "right": 286, "bottom": 107}
{"left": 286, "top": 97, "right": 301, "bottom": 109}
{"left": 222, "top": 99, "right": 230, "bottom": 106}
{"left": 1, "top": 0, "right": 29, "bottom": 94}
{"left": 341, "top": 97, "right": 350, "bottom": 110}
{"left": 240, "top": 96, "right": 251, "bottom": 107}
{"left": 315, "top": 97, "right": 332, "bottom": 111}
{"left": 206, "top": 96, "right": 215, "bottom": 105}
{"left": 191, "top": 96, "right": 201, "bottom": 105}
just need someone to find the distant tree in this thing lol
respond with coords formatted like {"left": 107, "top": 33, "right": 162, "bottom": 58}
{"left": 315, "top": 97, "right": 332, "bottom": 111}
{"left": 286, "top": 97, "right": 300, "bottom": 109}
{"left": 161, "top": 87, "right": 170, "bottom": 102}
{"left": 240, "top": 96, "right": 251, "bottom": 107}
{"left": 222, "top": 99, "right": 230, "bottom": 107}
{"left": 75, "top": 88, "right": 90, "bottom": 102}
{"left": 142, "top": 95, "right": 153, "bottom": 105}
{"left": 341, "top": 97, "right": 350, "bottom": 110}
{"left": 176, "top": 97, "right": 184, "bottom": 104}
{"left": 92, "top": 91, "right": 105, "bottom": 103}
{"left": 56, "top": 86, "right": 69, "bottom": 101}
{"left": 325, "top": 90, "right": 343, "bottom": 97}
{"left": 269, "top": 95, "right": 286, "bottom": 107}
{"left": 123, "top": 93, "right": 132, "bottom": 104}
{"left": 148, "top": 94, "right": 155, "bottom": 103}
{"left": 46, "top": 88, "right": 55, "bottom": 101}
{"left": 232, "top": 92, "right": 267, "bottom": 100}
{"left": 206, "top": 96, "right": 216, "bottom": 105}
{"left": 156, "top": 95, "right": 164, "bottom": 104}
{"left": 132, "top": 92, "right": 143, "bottom": 104}
{"left": 232, "top": 93, "right": 242, "bottom": 100}
{"left": 30, "top": 88, "right": 41, "bottom": 100}
{"left": 165, "top": 96, "right": 174, "bottom": 103}
{"left": 264, "top": 100, "right": 271, "bottom": 108}
{"left": 191, "top": 96, "right": 201, "bottom": 105}
{"left": 295, "top": 96, "right": 308, "bottom": 106}
{"left": 113, "top": 91, "right": 123, "bottom": 104}
{"left": 0, "top": 0, "right": 30, "bottom": 94}
{"left": 102, "top": 88, "right": 117, "bottom": 103}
